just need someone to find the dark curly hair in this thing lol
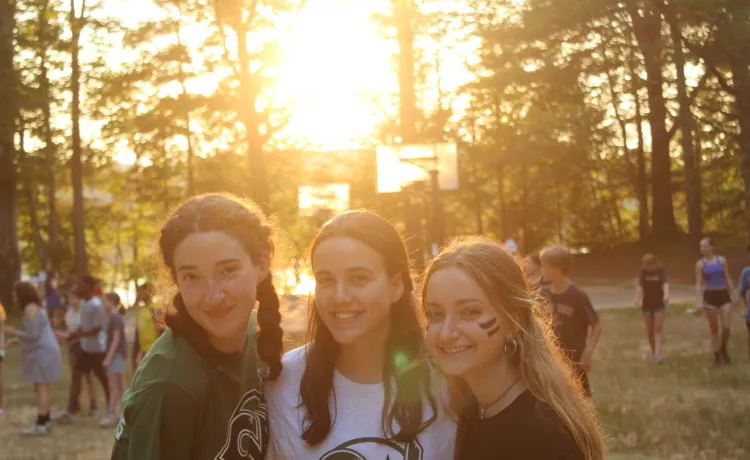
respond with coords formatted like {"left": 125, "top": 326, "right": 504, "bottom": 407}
{"left": 158, "top": 193, "right": 283, "bottom": 380}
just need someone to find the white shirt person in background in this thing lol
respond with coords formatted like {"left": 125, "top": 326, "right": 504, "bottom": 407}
{"left": 266, "top": 211, "right": 456, "bottom": 460}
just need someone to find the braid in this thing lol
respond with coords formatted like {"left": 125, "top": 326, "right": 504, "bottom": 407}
{"left": 256, "top": 274, "right": 283, "bottom": 380}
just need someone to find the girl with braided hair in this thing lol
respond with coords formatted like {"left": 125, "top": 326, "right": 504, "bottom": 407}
{"left": 111, "top": 193, "right": 283, "bottom": 460}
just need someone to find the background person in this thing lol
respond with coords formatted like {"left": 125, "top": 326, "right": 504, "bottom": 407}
{"left": 5, "top": 282, "right": 63, "bottom": 436}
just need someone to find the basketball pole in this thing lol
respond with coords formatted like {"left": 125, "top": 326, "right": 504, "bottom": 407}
{"left": 429, "top": 169, "right": 443, "bottom": 255}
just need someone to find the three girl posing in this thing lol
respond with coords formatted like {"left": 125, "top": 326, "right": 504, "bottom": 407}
{"left": 112, "top": 194, "right": 602, "bottom": 460}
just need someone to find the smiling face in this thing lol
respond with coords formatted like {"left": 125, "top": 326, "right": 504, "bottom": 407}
{"left": 424, "top": 267, "right": 513, "bottom": 378}
{"left": 173, "top": 231, "right": 268, "bottom": 351}
{"left": 312, "top": 236, "right": 403, "bottom": 347}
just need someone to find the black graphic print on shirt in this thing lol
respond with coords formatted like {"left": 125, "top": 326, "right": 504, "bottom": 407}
{"left": 215, "top": 389, "right": 268, "bottom": 460}
{"left": 319, "top": 437, "right": 424, "bottom": 460}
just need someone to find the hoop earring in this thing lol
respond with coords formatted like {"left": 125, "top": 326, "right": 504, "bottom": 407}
{"left": 504, "top": 337, "right": 519, "bottom": 355}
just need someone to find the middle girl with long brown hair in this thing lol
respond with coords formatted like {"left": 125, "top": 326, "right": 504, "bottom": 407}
{"left": 266, "top": 210, "right": 456, "bottom": 459}
{"left": 422, "top": 236, "right": 604, "bottom": 460}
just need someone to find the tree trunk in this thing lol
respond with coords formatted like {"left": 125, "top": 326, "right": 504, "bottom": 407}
{"left": 18, "top": 130, "right": 46, "bottom": 269}
{"left": 70, "top": 0, "right": 88, "bottom": 276}
{"left": 393, "top": 0, "right": 424, "bottom": 264}
{"left": 39, "top": 0, "right": 60, "bottom": 268}
{"left": 472, "top": 172, "right": 484, "bottom": 235}
{"left": 731, "top": 53, "right": 750, "bottom": 238}
{"left": 468, "top": 122, "right": 484, "bottom": 235}
{"left": 603, "top": 41, "right": 641, "bottom": 241}
{"left": 520, "top": 159, "right": 529, "bottom": 252}
{"left": 726, "top": 4, "right": 750, "bottom": 239}
{"left": 497, "top": 162, "right": 507, "bottom": 239}
{"left": 555, "top": 181, "right": 564, "bottom": 243}
{"left": 0, "top": 0, "right": 20, "bottom": 310}
{"left": 665, "top": 4, "right": 701, "bottom": 241}
{"left": 395, "top": 0, "right": 418, "bottom": 143}
{"left": 628, "top": 54, "right": 650, "bottom": 240}
{"left": 235, "top": 19, "right": 270, "bottom": 209}
{"left": 628, "top": 2, "right": 677, "bottom": 237}
{"left": 173, "top": 0, "right": 195, "bottom": 197}
{"left": 494, "top": 94, "right": 508, "bottom": 240}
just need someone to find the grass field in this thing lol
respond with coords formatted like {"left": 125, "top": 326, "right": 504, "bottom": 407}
{"left": 0, "top": 305, "right": 748, "bottom": 459}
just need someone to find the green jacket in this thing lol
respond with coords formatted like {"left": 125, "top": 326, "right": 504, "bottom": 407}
{"left": 111, "top": 325, "right": 268, "bottom": 460}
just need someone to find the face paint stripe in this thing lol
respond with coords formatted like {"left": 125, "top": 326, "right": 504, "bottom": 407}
{"left": 479, "top": 318, "right": 497, "bottom": 330}
{"left": 487, "top": 326, "right": 500, "bottom": 338}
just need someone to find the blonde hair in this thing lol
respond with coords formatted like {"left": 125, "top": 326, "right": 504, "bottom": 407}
{"left": 422, "top": 237, "right": 605, "bottom": 460}
{"left": 540, "top": 245, "right": 573, "bottom": 276}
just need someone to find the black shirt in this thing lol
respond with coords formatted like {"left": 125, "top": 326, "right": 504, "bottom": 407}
{"left": 458, "top": 391, "right": 583, "bottom": 460}
{"left": 543, "top": 284, "right": 599, "bottom": 363}
{"left": 639, "top": 268, "right": 667, "bottom": 307}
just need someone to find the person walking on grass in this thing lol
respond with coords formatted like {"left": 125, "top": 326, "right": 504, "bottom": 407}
{"left": 634, "top": 253, "right": 669, "bottom": 363}
{"left": 737, "top": 244, "right": 750, "bottom": 360}
{"left": 540, "top": 246, "right": 602, "bottom": 397}
{"left": 695, "top": 237, "right": 737, "bottom": 365}
{"left": 100, "top": 292, "right": 128, "bottom": 427}
{"left": 5, "top": 282, "right": 63, "bottom": 436}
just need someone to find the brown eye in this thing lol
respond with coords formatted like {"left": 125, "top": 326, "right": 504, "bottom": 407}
{"left": 316, "top": 276, "right": 334, "bottom": 286}
{"left": 462, "top": 309, "right": 482, "bottom": 320}
{"left": 426, "top": 311, "right": 443, "bottom": 322}
{"left": 350, "top": 274, "right": 369, "bottom": 285}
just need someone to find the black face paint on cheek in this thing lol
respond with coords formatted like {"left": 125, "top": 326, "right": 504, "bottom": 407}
{"left": 478, "top": 318, "right": 497, "bottom": 330}
{"left": 479, "top": 317, "right": 499, "bottom": 338}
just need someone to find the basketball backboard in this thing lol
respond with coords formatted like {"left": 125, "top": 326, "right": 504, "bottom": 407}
{"left": 298, "top": 184, "right": 350, "bottom": 217}
{"left": 376, "top": 143, "right": 459, "bottom": 193}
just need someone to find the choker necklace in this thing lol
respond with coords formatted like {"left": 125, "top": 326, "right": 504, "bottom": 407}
{"left": 478, "top": 377, "right": 520, "bottom": 419}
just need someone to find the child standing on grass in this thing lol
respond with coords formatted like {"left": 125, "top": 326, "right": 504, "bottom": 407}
{"left": 737, "top": 244, "right": 750, "bottom": 360}
{"left": 540, "top": 246, "right": 602, "bottom": 396}
{"left": 100, "top": 292, "right": 127, "bottom": 427}
{"left": 634, "top": 253, "right": 669, "bottom": 363}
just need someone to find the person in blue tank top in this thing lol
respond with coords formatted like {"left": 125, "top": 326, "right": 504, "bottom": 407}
{"left": 695, "top": 237, "right": 737, "bottom": 365}
{"left": 737, "top": 244, "right": 750, "bottom": 360}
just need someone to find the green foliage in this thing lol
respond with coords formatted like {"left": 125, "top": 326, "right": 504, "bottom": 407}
{"left": 8, "top": 0, "right": 750, "bottom": 290}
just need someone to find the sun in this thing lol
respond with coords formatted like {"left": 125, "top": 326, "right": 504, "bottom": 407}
{"left": 272, "top": 0, "right": 397, "bottom": 150}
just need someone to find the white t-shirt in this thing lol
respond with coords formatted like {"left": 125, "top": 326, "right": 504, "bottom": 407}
{"left": 266, "top": 346, "right": 457, "bottom": 460}
{"left": 65, "top": 307, "right": 82, "bottom": 332}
